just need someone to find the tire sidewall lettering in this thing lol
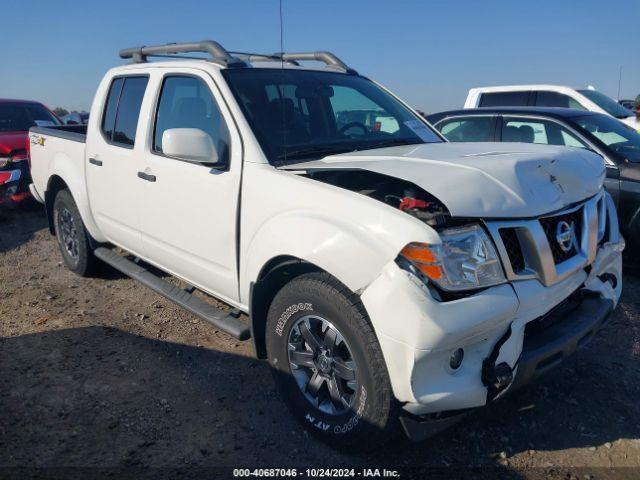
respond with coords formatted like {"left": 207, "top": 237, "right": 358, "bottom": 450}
{"left": 333, "top": 386, "right": 367, "bottom": 435}
{"left": 301, "top": 386, "right": 367, "bottom": 435}
{"left": 274, "top": 302, "right": 313, "bottom": 336}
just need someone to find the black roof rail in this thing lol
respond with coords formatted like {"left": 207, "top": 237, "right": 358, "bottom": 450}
{"left": 119, "top": 40, "right": 247, "bottom": 67}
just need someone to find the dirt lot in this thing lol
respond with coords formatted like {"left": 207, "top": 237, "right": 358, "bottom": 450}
{"left": 1, "top": 202, "right": 639, "bottom": 479}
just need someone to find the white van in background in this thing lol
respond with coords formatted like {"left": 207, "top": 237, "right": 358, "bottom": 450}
{"left": 464, "top": 85, "right": 639, "bottom": 131}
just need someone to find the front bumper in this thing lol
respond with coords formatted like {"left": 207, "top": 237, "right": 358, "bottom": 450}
{"left": 510, "top": 293, "right": 612, "bottom": 390}
{"left": 360, "top": 240, "right": 623, "bottom": 418}
{"left": 0, "top": 160, "right": 31, "bottom": 203}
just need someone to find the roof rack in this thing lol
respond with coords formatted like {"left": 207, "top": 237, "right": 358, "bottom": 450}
{"left": 119, "top": 40, "right": 356, "bottom": 73}
{"left": 119, "top": 41, "right": 246, "bottom": 67}
{"left": 273, "top": 52, "right": 357, "bottom": 74}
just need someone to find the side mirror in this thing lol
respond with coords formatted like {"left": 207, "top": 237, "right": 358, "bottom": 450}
{"left": 161, "top": 128, "right": 224, "bottom": 167}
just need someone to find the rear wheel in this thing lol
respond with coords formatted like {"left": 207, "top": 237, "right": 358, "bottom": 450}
{"left": 266, "top": 272, "right": 398, "bottom": 450}
{"left": 53, "top": 189, "right": 96, "bottom": 276}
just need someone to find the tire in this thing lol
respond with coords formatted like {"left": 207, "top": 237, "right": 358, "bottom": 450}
{"left": 266, "top": 271, "right": 398, "bottom": 450}
{"left": 52, "top": 189, "right": 96, "bottom": 276}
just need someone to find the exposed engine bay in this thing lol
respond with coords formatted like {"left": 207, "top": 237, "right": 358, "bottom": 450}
{"left": 302, "top": 169, "right": 450, "bottom": 227}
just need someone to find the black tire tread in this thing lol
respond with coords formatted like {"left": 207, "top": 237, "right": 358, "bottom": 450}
{"left": 53, "top": 189, "right": 97, "bottom": 277}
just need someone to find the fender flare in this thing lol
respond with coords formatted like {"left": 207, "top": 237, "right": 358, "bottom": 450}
{"left": 46, "top": 154, "right": 106, "bottom": 242}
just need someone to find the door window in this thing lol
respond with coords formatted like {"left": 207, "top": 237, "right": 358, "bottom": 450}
{"left": 535, "top": 91, "right": 585, "bottom": 110}
{"left": 101, "top": 78, "right": 124, "bottom": 140}
{"left": 436, "top": 116, "right": 494, "bottom": 142}
{"left": 479, "top": 91, "right": 529, "bottom": 107}
{"left": 153, "top": 75, "right": 230, "bottom": 162}
{"left": 502, "top": 117, "right": 587, "bottom": 148}
{"left": 101, "top": 76, "right": 149, "bottom": 147}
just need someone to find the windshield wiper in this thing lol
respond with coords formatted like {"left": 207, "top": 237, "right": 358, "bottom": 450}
{"left": 354, "top": 138, "right": 421, "bottom": 152}
{"left": 276, "top": 145, "right": 357, "bottom": 163}
{"left": 275, "top": 139, "right": 424, "bottom": 165}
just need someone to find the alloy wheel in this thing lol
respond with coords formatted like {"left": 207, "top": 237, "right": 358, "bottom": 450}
{"left": 58, "top": 207, "right": 79, "bottom": 260}
{"left": 288, "top": 315, "right": 358, "bottom": 415}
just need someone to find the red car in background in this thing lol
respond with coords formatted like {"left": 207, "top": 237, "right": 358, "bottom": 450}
{"left": 0, "top": 99, "right": 61, "bottom": 204}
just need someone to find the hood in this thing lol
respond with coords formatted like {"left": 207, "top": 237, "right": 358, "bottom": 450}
{"left": 281, "top": 142, "right": 605, "bottom": 218}
{"left": 620, "top": 116, "right": 640, "bottom": 132}
{"left": 0, "top": 131, "right": 28, "bottom": 155}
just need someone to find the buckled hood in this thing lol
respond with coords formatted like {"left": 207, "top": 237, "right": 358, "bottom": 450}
{"left": 281, "top": 142, "right": 605, "bottom": 218}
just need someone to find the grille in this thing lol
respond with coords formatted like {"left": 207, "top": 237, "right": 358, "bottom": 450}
{"left": 499, "top": 228, "right": 525, "bottom": 273}
{"left": 539, "top": 208, "right": 582, "bottom": 264}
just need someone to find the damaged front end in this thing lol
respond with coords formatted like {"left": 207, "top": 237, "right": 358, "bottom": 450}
{"left": 281, "top": 148, "right": 621, "bottom": 441}
{"left": 300, "top": 169, "right": 451, "bottom": 227}
{"left": 357, "top": 188, "right": 623, "bottom": 441}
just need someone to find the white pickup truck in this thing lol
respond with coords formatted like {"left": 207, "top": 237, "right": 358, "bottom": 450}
{"left": 29, "top": 41, "right": 624, "bottom": 448}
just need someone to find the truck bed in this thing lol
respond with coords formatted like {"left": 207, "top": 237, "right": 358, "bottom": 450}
{"left": 28, "top": 124, "right": 88, "bottom": 206}
{"left": 30, "top": 124, "right": 87, "bottom": 143}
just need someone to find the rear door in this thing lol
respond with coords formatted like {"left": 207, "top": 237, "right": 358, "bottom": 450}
{"left": 137, "top": 68, "right": 243, "bottom": 304}
{"left": 86, "top": 75, "right": 149, "bottom": 255}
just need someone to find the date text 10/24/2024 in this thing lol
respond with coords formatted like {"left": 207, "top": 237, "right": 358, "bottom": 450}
{"left": 233, "top": 469, "right": 401, "bottom": 478}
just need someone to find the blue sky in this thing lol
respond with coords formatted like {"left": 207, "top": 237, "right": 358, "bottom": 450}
{"left": 3, "top": 0, "right": 639, "bottom": 113}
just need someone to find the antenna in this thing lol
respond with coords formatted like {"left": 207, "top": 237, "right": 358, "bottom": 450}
{"left": 617, "top": 66, "right": 622, "bottom": 100}
{"left": 279, "top": 0, "right": 284, "bottom": 66}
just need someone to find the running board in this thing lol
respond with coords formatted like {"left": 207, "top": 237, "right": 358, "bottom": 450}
{"left": 94, "top": 247, "right": 251, "bottom": 340}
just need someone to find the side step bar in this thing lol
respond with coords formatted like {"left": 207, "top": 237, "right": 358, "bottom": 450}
{"left": 94, "top": 247, "right": 251, "bottom": 340}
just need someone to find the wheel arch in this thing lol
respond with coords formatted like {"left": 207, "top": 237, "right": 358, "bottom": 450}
{"left": 250, "top": 255, "right": 324, "bottom": 359}
{"left": 45, "top": 175, "right": 70, "bottom": 234}
{"left": 44, "top": 165, "right": 105, "bottom": 242}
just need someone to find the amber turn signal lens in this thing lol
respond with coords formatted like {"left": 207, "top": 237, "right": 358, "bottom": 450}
{"left": 400, "top": 243, "right": 436, "bottom": 263}
{"left": 416, "top": 263, "right": 443, "bottom": 280}
{"left": 400, "top": 243, "right": 443, "bottom": 280}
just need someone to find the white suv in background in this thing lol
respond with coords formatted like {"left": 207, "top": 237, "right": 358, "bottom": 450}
{"left": 464, "top": 85, "right": 639, "bottom": 131}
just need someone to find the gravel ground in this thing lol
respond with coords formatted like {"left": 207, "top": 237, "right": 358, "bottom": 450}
{"left": 1, "top": 202, "right": 639, "bottom": 479}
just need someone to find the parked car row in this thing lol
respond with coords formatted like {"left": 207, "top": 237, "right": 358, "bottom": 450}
{"left": 618, "top": 98, "right": 638, "bottom": 113}
{"left": 428, "top": 100, "right": 640, "bottom": 267}
{"left": 0, "top": 99, "right": 61, "bottom": 204}
{"left": 464, "top": 84, "right": 640, "bottom": 131}
{"left": 61, "top": 111, "right": 90, "bottom": 126}
{"left": 0, "top": 101, "right": 90, "bottom": 204}
{"left": 24, "top": 40, "right": 626, "bottom": 449}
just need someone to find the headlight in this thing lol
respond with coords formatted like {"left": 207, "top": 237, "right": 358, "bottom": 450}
{"left": 0, "top": 157, "right": 10, "bottom": 168}
{"left": 400, "top": 224, "right": 506, "bottom": 291}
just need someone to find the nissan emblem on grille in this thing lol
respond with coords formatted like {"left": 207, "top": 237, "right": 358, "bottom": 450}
{"left": 556, "top": 220, "right": 576, "bottom": 253}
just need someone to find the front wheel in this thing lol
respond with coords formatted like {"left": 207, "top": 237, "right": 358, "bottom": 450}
{"left": 53, "top": 189, "right": 96, "bottom": 277}
{"left": 266, "top": 272, "right": 398, "bottom": 450}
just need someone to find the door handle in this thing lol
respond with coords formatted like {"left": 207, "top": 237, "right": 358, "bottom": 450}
{"left": 137, "top": 171, "right": 156, "bottom": 182}
{"left": 89, "top": 158, "right": 103, "bottom": 166}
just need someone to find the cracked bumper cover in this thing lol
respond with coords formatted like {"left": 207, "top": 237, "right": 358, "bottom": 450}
{"left": 360, "top": 240, "right": 623, "bottom": 418}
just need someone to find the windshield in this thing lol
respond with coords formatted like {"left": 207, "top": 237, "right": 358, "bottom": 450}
{"left": 575, "top": 114, "right": 640, "bottom": 162}
{"left": 577, "top": 89, "right": 634, "bottom": 119}
{"left": 0, "top": 103, "right": 61, "bottom": 133}
{"left": 222, "top": 69, "right": 441, "bottom": 164}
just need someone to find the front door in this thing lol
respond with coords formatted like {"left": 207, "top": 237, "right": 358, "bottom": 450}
{"left": 137, "top": 69, "right": 242, "bottom": 304}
